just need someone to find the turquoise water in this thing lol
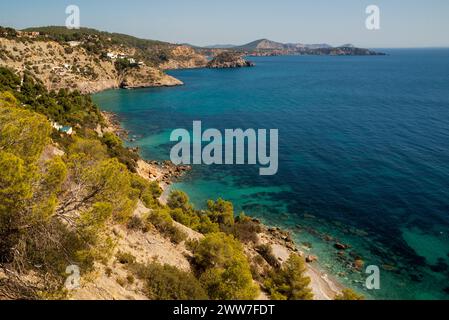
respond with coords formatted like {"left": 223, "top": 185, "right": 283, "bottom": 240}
{"left": 93, "top": 49, "right": 449, "bottom": 300}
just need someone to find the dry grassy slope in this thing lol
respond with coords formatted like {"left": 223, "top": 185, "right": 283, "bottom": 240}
{"left": 0, "top": 38, "right": 182, "bottom": 94}
{"left": 70, "top": 201, "right": 203, "bottom": 300}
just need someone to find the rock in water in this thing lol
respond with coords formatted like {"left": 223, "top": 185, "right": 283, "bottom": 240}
{"left": 207, "top": 52, "right": 255, "bottom": 68}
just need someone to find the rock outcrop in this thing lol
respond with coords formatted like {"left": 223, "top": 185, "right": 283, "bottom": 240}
{"left": 207, "top": 52, "right": 255, "bottom": 69}
{"left": 120, "top": 67, "right": 183, "bottom": 89}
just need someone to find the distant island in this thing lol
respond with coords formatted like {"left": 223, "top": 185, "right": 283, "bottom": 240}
{"left": 191, "top": 38, "right": 385, "bottom": 57}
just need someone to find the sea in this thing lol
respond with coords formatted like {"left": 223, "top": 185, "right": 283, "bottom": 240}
{"left": 93, "top": 49, "right": 449, "bottom": 299}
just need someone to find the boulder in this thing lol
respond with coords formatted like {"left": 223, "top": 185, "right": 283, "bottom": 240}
{"left": 306, "top": 255, "right": 318, "bottom": 263}
{"left": 334, "top": 243, "right": 349, "bottom": 250}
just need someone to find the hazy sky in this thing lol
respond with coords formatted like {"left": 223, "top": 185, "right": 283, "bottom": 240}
{"left": 1, "top": 0, "right": 448, "bottom": 48}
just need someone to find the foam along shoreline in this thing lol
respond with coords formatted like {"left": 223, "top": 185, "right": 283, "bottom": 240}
{"left": 100, "top": 110, "right": 343, "bottom": 301}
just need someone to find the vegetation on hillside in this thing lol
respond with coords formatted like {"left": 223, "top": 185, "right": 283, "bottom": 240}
{"left": 192, "top": 232, "right": 259, "bottom": 300}
{"left": 0, "top": 68, "right": 161, "bottom": 298}
{"left": 264, "top": 254, "right": 313, "bottom": 300}
{"left": 132, "top": 262, "right": 208, "bottom": 300}
{"left": 0, "top": 67, "right": 102, "bottom": 129}
{"left": 20, "top": 26, "right": 180, "bottom": 67}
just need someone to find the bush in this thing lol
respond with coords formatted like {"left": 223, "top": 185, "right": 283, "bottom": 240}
{"left": 102, "top": 132, "right": 139, "bottom": 172}
{"left": 131, "top": 175, "right": 162, "bottom": 209}
{"left": 264, "top": 254, "right": 313, "bottom": 300}
{"left": 148, "top": 209, "right": 187, "bottom": 244}
{"left": 206, "top": 198, "right": 235, "bottom": 227}
{"left": 170, "top": 208, "right": 198, "bottom": 227}
{"left": 127, "top": 215, "right": 147, "bottom": 232}
{"left": 166, "top": 191, "right": 220, "bottom": 235}
{"left": 192, "top": 233, "right": 259, "bottom": 300}
{"left": 132, "top": 262, "right": 208, "bottom": 300}
{"left": 116, "top": 252, "right": 136, "bottom": 265}
{"left": 167, "top": 190, "right": 192, "bottom": 212}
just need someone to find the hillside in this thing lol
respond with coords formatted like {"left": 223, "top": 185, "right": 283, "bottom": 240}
{"left": 222, "top": 38, "right": 382, "bottom": 56}
{"left": 233, "top": 39, "right": 286, "bottom": 51}
{"left": 0, "top": 26, "right": 207, "bottom": 93}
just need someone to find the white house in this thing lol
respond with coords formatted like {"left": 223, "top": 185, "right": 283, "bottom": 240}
{"left": 106, "top": 52, "right": 117, "bottom": 59}
{"left": 51, "top": 122, "right": 63, "bottom": 130}
{"left": 68, "top": 41, "right": 81, "bottom": 47}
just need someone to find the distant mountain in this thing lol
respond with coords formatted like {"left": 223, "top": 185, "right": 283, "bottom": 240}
{"left": 230, "top": 39, "right": 332, "bottom": 51}
{"left": 233, "top": 39, "right": 285, "bottom": 51}
{"left": 187, "top": 40, "right": 369, "bottom": 54}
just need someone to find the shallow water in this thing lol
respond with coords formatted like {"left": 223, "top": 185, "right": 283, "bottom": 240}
{"left": 93, "top": 49, "right": 449, "bottom": 299}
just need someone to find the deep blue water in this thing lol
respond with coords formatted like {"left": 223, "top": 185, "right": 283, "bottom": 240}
{"left": 93, "top": 49, "right": 449, "bottom": 299}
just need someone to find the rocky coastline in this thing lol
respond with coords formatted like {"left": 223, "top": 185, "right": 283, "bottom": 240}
{"left": 101, "top": 111, "right": 192, "bottom": 192}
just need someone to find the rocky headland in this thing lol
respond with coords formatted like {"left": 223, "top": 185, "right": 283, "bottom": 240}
{"left": 207, "top": 52, "right": 255, "bottom": 68}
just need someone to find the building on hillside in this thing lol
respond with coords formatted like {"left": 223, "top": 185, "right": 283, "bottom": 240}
{"left": 106, "top": 52, "right": 117, "bottom": 59}
{"left": 68, "top": 41, "right": 81, "bottom": 47}
{"left": 51, "top": 122, "right": 73, "bottom": 135}
{"left": 16, "top": 31, "right": 40, "bottom": 38}
{"left": 61, "top": 126, "right": 73, "bottom": 135}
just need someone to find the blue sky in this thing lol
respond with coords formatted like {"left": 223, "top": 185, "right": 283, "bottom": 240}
{"left": 0, "top": 0, "right": 448, "bottom": 47}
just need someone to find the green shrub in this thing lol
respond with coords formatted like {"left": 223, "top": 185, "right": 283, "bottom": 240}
{"left": 264, "top": 254, "right": 313, "bottom": 300}
{"left": 148, "top": 209, "right": 187, "bottom": 244}
{"left": 132, "top": 262, "right": 208, "bottom": 300}
{"left": 206, "top": 198, "right": 235, "bottom": 227}
{"left": 167, "top": 190, "right": 192, "bottom": 212}
{"left": 102, "top": 132, "right": 139, "bottom": 172}
{"left": 192, "top": 233, "right": 259, "bottom": 300}
{"left": 131, "top": 174, "right": 162, "bottom": 209}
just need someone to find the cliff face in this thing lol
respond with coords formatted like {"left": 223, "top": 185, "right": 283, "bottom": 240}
{"left": 0, "top": 37, "right": 185, "bottom": 94}
{"left": 207, "top": 52, "right": 255, "bottom": 69}
{"left": 159, "top": 45, "right": 208, "bottom": 70}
